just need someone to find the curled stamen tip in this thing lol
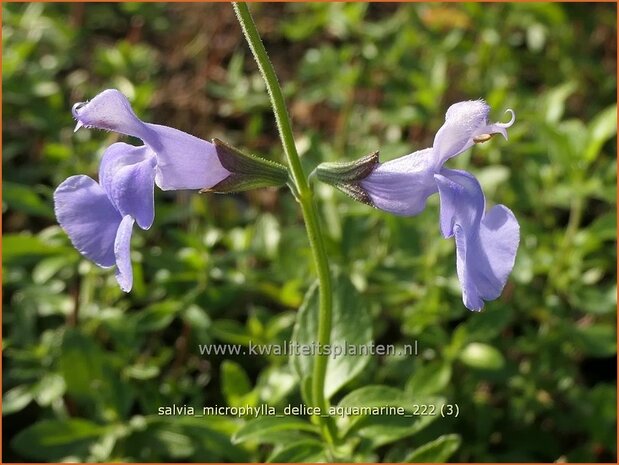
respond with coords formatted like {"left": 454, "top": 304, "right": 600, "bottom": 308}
{"left": 497, "top": 108, "right": 515, "bottom": 128}
{"left": 73, "top": 121, "right": 84, "bottom": 133}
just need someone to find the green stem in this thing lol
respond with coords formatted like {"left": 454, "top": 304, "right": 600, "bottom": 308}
{"left": 233, "top": 2, "right": 337, "bottom": 445}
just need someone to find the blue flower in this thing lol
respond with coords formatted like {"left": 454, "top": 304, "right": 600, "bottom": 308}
{"left": 359, "top": 100, "right": 519, "bottom": 311}
{"left": 54, "top": 89, "right": 235, "bottom": 291}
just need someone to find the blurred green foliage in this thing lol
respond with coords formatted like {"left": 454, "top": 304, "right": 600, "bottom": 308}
{"left": 3, "top": 2, "right": 617, "bottom": 462}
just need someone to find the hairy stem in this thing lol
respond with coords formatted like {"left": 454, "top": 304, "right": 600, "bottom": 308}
{"left": 233, "top": 2, "right": 337, "bottom": 444}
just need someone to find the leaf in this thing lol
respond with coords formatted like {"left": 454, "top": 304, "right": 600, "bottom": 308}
{"left": 211, "top": 319, "right": 253, "bottom": 345}
{"left": 124, "top": 363, "right": 160, "bottom": 380}
{"left": 178, "top": 417, "right": 250, "bottom": 462}
{"left": 267, "top": 440, "right": 326, "bottom": 462}
{"left": 2, "top": 385, "right": 33, "bottom": 415}
{"left": 3, "top": 233, "right": 74, "bottom": 266}
{"left": 347, "top": 411, "right": 441, "bottom": 449}
{"left": 465, "top": 305, "right": 514, "bottom": 341}
{"left": 573, "top": 324, "right": 617, "bottom": 357}
{"left": 338, "top": 385, "right": 444, "bottom": 448}
{"left": 130, "top": 416, "right": 250, "bottom": 462}
{"left": 543, "top": 81, "right": 577, "bottom": 123}
{"left": 406, "top": 361, "right": 452, "bottom": 397}
{"left": 338, "top": 385, "right": 407, "bottom": 409}
{"left": 59, "top": 329, "right": 133, "bottom": 419}
{"left": 403, "top": 434, "right": 462, "bottom": 462}
{"left": 132, "top": 301, "right": 182, "bottom": 332}
{"left": 585, "top": 104, "right": 617, "bottom": 162}
{"left": 32, "top": 373, "right": 66, "bottom": 406}
{"left": 231, "top": 416, "right": 319, "bottom": 445}
{"left": 459, "top": 342, "right": 505, "bottom": 370}
{"left": 252, "top": 213, "right": 281, "bottom": 259}
{"left": 221, "top": 360, "right": 255, "bottom": 408}
{"left": 58, "top": 329, "right": 106, "bottom": 400}
{"left": 33, "top": 256, "right": 77, "bottom": 284}
{"left": 290, "top": 271, "right": 373, "bottom": 400}
{"left": 3, "top": 182, "right": 54, "bottom": 218}
{"left": 255, "top": 365, "right": 296, "bottom": 405}
{"left": 11, "top": 419, "right": 109, "bottom": 461}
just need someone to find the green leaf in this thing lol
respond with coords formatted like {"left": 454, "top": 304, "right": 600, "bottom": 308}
{"left": 573, "top": 324, "right": 617, "bottom": 357}
{"left": 11, "top": 419, "right": 109, "bottom": 461}
{"left": 3, "top": 182, "right": 54, "bottom": 218}
{"left": 351, "top": 414, "right": 440, "bottom": 449}
{"left": 2, "top": 385, "right": 33, "bottom": 415}
{"left": 3, "top": 233, "right": 75, "bottom": 266}
{"left": 132, "top": 301, "right": 182, "bottom": 332}
{"left": 211, "top": 319, "right": 253, "bottom": 345}
{"left": 465, "top": 305, "right": 514, "bottom": 341}
{"left": 267, "top": 439, "right": 326, "bottom": 462}
{"left": 32, "top": 373, "right": 66, "bottom": 406}
{"left": 255, "top": 365, "right": 296, "bottom": 405}
{"left": 252, "top": 213, "right": 281, "bottom": 259}
{"left": 231, "top": 416, "right": 319, "bottom": 445}
{"left": 33, "top": 256, "right": 77, "bottom": 284}
{"left": 125, "top": 363, "right": 160, "bottom": 380}
{"left": 221, "top": 360, "right": 255, "bottom": 408}
{"left": 338, "top": 386, "right": 444, "bottom": 448}
{"left": 406, "top": 361, "right": 452, "bottom": 397}
{"left": 543, "top": 81, "right": 577, "bottom": 123}
{"left": 585, "top": 104, "right": 617, "bottom": 162}
{"left": 178, "top": 417, "right": 251, "bottom": 462}
{"left": 290, "top": 271, "right": 373, "bottom": 399}
{"left": 338, "top": 385, "right": 408, "bottom": 409}
{"left": 459, "top": 342, "right": 505, "bottom": 370}
{"left": 134, "top": 416, "right": 250, "bottom": 462}
{"left": 58, "top": 329, "right": 133, "bottom": 420}
{"left": 403, "top": 434, "right": 462, "bottom": 462}
{"left": 58, "top": 329, "right": 106, "bottom": 400}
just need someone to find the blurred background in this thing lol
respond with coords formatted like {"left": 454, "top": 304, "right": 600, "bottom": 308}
{"left": 2, "top": 2, "right": 617, "bottom": 462}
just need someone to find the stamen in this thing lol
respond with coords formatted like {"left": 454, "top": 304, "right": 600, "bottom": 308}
{"left": 473, "top": 134, "right": 493, "bottom": 143}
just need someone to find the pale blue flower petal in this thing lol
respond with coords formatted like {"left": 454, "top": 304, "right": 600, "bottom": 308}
{"left": 72, "top": 89, "right": 230, "bottom": 191}
{"left": 434, "top": 169, "right": 484, "bottom": 237}
{"left": 360, "top": 148, "right": 438, "bottom": 216}
{"left": 143, "top": 124, "right": 230, "bottom": 191}
{"left": 477, "top": 203, "right": 520, "bottom": 299}
{"left": 434, "top": 100, "right": 515, "bottom": 164}
{"left": 114, "top": 215, "right": 135, "bottom": 292}
{"left": 54, "top": 175, "right": 122, "bottom": 268}
{"left": 434, "top": 169, "right": 519, "bottom": 311}
{"left": 72, "top": 89, "right": 151, "bottom": 140}
{"left": 99, "top": 142, "right": 157, "bottom": 230}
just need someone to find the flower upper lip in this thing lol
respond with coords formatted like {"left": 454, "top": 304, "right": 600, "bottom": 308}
{"left": 68, "top": 88, "right": 231, "bottom": 191}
